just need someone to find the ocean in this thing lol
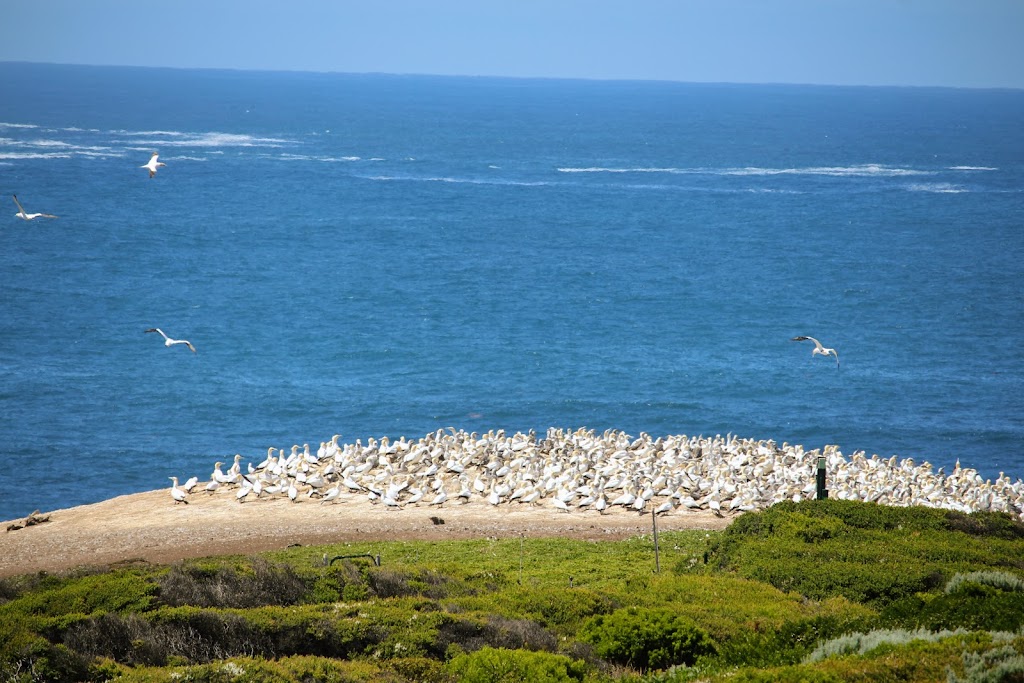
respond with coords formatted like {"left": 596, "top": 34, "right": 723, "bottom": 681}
{"left": 1, "top": 62, "right": 1022, "bottom": 522}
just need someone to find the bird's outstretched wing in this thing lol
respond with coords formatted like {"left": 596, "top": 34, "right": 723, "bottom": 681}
{"left": 145, "top": 328, "right": 169, "bottom": 341}
{"left": 791, "top": 335, "right": 824, "bottom": 350}
{"left": 12, "top": 194, "right": 26, "bottom": 215}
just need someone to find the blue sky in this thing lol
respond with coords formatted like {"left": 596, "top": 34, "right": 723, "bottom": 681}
{"left": 4, "top": 0, "right": 1023, "bottom": 88}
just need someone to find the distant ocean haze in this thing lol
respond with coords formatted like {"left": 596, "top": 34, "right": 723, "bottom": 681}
{"left": 0, "top": 63, "right": 1022, "bottom": 519}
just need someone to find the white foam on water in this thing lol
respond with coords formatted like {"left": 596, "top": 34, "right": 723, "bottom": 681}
{"left": 0, "top": 151, "right": 72, "bottom": 160}
{"left": 23, "top": 139, "right": 74, "bottom": 148}
{"left": 558, "top": 166, "right": 688, "bottom": 174}
{"left": 112, "top": 129, "right": 292, "bottom": 148}
{"left": 558, "top": 164, "right": 929, "bottom": 177}
{"left": 723, "top": 164, "right": 928, "bottom": 177}
{"left": 366, "top": 174, "right": 552, "bottom": 187}
{"left": 906, "top": 182, "right": 967, "bottom": 193}
{"left": 75, "top": 150, "right": 126, "bottom": 158}
{"left": 949, "top": 166, "right": 997, "bottom": 171}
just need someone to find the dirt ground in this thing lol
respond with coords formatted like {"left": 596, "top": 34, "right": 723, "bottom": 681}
{"left": 0, "top": 489, "right": 732, "bottom": 578}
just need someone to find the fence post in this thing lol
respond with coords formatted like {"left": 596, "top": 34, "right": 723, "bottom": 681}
{"left": 652, "top": 509, "right": 661, "bottom": 573}
{"left": 816, "top": 456, "right": 828, "bottom": 500}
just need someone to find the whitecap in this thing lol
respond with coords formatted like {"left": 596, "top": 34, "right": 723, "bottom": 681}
{"left": 112, "top": 129, "right": 293, "bottom": 148}
{"left": 557, "top": 164, "right": 928, "bottom": 178}
{"left": 112, "top": 129, "right": 189, "bottom": 137}
{"left": 0, "top": 122, "right": 39, "bottom": 129}
{"left": 722, "top": 164, "right": 927, "bottom": 177}
{"left": 313, "top": 155, "right": 361, "bottom": 162}
{"left": 557, "top": 166, "right": 686, "bottom": 174}
{"left": 906, "top": 182, "right": 967, "bottom": 193}
{"left": 949, "top": 165, "right": 997, "bottom": 171}
{"left": 75, "top": 150, "right": 126, "bottom": 158}
{"left": 24, "top": 139, "right": 75, "bottom": 148}
{"left": 0, "top": 151, "right": 72, "bottom": 160}
{"left": 365, "top": 174, "right": 551, "bottom": 187}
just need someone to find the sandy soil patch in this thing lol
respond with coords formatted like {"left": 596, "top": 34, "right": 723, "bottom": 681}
{"left": 0, "top": 489, "right": 731, "bottom": 578}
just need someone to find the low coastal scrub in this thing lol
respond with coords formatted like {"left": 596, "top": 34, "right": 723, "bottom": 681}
{"left": 2, "top": 501, "right": 1023, "bottom": 682}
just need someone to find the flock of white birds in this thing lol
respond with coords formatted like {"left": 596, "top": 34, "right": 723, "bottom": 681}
{"left": 169, "top": 427, "right": 1024, "bottom": 521}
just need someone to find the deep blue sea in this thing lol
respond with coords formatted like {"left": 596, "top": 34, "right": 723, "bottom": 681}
{"left": 1, "top": 62, "right": 1022, "bottom": 521}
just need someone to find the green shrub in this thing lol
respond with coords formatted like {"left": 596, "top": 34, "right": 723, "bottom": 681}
{"left": 882, "top": 588, "right": 1024, "bottom": 632}
{"left": 342, "top": 582, "right": 369, "bottom": 601}
{"left": 805, "top": 628, "right": 967, "bottom": 662}
{"left": 501, "top": 586, "right": 617, "bottom": 630}
{"left": 946, "top": 511, "right": 1024, "bottom": 540}
{"left": 948, "top": 643, "right": 1024, "bottom": 683}
{"left": 715, "top": 611, "right": 876, "bottom": 668}
{"left": 946, "top": 571, "right": 1024, "bottom": 595}
{"left": 5, "top": 570, "right": 156, "bottom": 618}
{"left": 705, "top": 501, "right": 1024, "bottom": 608}
{"left": 578, "top": 607, "right": 716, "bottom": 671}
{"left": 446, "top": 646, "right": 586, "bottom": 683}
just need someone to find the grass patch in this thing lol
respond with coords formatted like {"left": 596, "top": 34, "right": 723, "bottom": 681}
{"left": 2, "top": 501, "right": 1023, "bottom": 682}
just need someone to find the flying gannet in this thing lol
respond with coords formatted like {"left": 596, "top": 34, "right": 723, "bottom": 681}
{"left": 145, "top": 328, "right": 197, "bottom": 353}
{"left": 141, "top": 152, "right": 166, "bottom": 178}
{"left": 12, "top": 194, "right": 57, "bottom": 221}
{"left": 791, "top": 336, "right": 839, "bottom": 367}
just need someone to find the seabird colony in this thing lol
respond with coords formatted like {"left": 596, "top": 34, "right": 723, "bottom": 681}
{"left": 173, "top": 428, "right": 1024, "bottom": 521}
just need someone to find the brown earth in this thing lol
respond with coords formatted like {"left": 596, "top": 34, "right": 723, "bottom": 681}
{"left": 0, "top": 489, "right": 732, "bottom": 578}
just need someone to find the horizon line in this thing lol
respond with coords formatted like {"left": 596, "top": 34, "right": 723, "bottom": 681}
{"left": 3, "top": 60, "right": 1022, "bottom": 93}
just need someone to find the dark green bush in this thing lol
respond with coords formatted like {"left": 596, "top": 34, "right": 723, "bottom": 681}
{"left": 882, "top": 588, "right": 1024, "bottom": 632}
{"left": 6, "top": 570, "right": 156, "bottom": 617}
{"left": 503, "top": 586, "right": 617, "bottom": 629}
{"left": 446, "top": 646, "right": 587, "bottom": 683}
{"left": 578, "top": 607, "right": 716, "bottom": 671}
{"left": 705, "top": 501, "right": 1024, "bottom": 608}
{"left": 715, "top": 612, "right": 876, "bottom": 668}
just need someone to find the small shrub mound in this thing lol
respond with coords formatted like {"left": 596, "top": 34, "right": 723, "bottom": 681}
{"left": 948, "top": 644, "right": 1024, "bottom": 683}
{"left": 704, "top": 500, "right": 1024, "bottom": 609}
{"left": 945, "top": 571, "right": 1024, "bottom": 595}
{"left": 157, "top": 558, "right": 307, "bottom": 608}
{"left": 446, "top": 646, "right": 587, "bottom": 683}
{"left": 578, "top": 606, "right": 716, "bottom": 671}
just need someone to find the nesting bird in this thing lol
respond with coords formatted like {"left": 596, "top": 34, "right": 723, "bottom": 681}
{"left": 168, "top": 427, "right": 1024, "bottom": 523}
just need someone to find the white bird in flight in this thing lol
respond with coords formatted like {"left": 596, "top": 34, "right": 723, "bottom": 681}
{"left": 12, "top": 194, "right": 57, "bottom": 221}
{"left": 145, "top": 328, "right": 197, "bottom": 353}
{"left": 792, "top": 335, "right": 839, "bottom": 367}
{"left": 141, "top": 152, "right": 166, "bottom": 178}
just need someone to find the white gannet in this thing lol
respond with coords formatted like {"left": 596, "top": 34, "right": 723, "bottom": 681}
{"left": 169, "top": 476, "right": 189, "bottom": 504}
{"left": 791, "top": 336, "right": 839, "bottom": 367}
{"left": 12, "top": 194, "right": 57, "bottom": 221}
{"left": 145, "top": 328, "right": 196, "bottom": 353}
{"left": 141, "top": 152, "right": 166, "bottom": 178}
